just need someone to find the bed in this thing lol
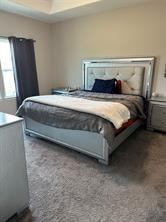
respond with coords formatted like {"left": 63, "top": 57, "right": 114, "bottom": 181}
{"left": 17, "top": 57, "right": 155, "bottom": 165}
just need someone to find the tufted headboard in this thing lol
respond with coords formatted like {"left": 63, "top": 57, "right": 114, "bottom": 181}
{"left": 82, "top": 57, "right": 155, "bottom": 99}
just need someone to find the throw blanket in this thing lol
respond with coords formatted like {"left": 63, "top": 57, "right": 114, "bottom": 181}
{"left": 24, "top": 95, "right": 130, "bottom": 129}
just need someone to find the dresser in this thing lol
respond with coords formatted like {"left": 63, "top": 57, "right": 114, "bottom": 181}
{"left": 147, "top": 97, "right": 166, "bottom": 132}
{"left": 0, "top": 113, "right": 29, "bottom": 222}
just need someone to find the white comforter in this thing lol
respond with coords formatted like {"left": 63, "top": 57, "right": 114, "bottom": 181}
{"left": 25, "top": 95, "right": 130, "bottom": 129}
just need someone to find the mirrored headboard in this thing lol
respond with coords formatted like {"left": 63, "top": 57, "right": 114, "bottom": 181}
{"left": 82, "top": 57, "right": 155, "bottom": 99}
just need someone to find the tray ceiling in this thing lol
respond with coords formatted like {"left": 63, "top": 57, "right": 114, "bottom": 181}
{"left": 0, "top": 0, "right": 155, "bottom": 23}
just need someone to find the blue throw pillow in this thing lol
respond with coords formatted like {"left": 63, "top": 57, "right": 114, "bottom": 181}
{"left": 91, "top": 78, "right": 117, "bottom": 94}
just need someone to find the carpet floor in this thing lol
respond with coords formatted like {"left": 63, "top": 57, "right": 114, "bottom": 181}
{"left": 12, "top": 129, "right": 166, "bottom": 222}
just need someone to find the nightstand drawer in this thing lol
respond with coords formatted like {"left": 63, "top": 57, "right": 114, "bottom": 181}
{"left": 150, "top": 104, "right": 166, "bottom": 130}
{"left": 152, "top": 105, "right": 166, "bottom": 116}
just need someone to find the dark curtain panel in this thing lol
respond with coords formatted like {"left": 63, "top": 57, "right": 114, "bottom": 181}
{"left": 9, "top": 36, "right": 39, "bottom": 108}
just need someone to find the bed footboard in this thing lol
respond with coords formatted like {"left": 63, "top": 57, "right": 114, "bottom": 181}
{"left": 24, "top": 117, "right": 110, "bottom": 165}
{"left": 24, "top": 117, "right": 143, "bottom": 165}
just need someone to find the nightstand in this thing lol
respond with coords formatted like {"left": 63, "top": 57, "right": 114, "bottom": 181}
{"left": 147, "top": 97, "right": 166, "bottom": 132}
{"left": 52, "top": 87, "right": 77, "bottom": 95}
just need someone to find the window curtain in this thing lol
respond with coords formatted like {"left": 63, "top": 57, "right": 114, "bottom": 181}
{"left": 8, "top": 36, "right": 39, "bottom": 108}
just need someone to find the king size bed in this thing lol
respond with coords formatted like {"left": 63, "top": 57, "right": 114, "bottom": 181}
{"left": 17, "top": 57, "right": 155, "bottom": 165}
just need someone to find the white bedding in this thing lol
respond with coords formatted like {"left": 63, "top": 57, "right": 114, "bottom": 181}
{"left": 24, "top": 95, "right": 131, "bottom": 129}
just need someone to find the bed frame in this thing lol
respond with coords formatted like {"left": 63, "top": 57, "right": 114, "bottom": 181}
{"left": 24, "top": 57, "right": 155, "bottom": 165}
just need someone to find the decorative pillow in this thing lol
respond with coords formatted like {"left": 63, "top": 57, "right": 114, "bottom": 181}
{"left": 116, "top": 80, "right": 122, "bottom": 94}
{"left": 121, "top": 80, "right": 133, "bottom": 94}
{"left": 91, "top": 78, "right": 117, "bottom": 94}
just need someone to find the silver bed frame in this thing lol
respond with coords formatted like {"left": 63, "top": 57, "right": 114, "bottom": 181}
{"left": 24, "top": 57, "right": 155, "bottom": 165}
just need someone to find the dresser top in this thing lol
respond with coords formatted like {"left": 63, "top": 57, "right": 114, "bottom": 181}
{"left": 0, "top": 112, "right": 23, "bottom": 128}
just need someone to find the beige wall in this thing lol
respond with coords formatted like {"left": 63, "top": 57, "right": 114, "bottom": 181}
{"left": 0, "top": 11, "right": 53, "bottom": 114}
{"left": 52, "top": 0, "right": 166, "bottom": 97}
{"left": 1, "top": 0, "right": 166, "bottom": 115}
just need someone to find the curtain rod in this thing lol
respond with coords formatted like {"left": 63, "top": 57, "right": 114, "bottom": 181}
{"left": 0, "top": 35, "right": 36, "bottom": 42}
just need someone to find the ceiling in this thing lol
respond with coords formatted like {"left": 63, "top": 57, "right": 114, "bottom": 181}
{"left": 0, "top": 0, "right": 155, "bottom": 23}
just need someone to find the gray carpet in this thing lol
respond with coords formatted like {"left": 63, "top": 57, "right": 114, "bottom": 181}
{"left": 15, "top": 129, "right": 166, "bottom": 222}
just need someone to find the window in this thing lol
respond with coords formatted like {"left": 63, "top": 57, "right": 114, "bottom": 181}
{"left": 0, "top": 38, "right": 16, "bottom": 98}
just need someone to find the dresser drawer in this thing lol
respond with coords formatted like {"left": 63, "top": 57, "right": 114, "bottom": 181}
{"left": 150, "top": 104, "right": 166, "bottom": 130}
